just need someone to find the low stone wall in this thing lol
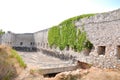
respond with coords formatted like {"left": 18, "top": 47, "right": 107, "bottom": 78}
{"left": 40, "top": 48, "right": 77, "bottom": 61}
{"left": 39, "top": 48, "right": 120, "bottom": 69}
{"left": 13, "top": 46, "right": 37, "bottom": 52}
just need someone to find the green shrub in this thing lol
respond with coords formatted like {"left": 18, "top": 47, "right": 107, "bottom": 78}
{"left": 0, "top": 46, "right": 17, "bottom": 80}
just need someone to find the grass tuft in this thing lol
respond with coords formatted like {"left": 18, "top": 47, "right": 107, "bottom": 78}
{"left": 10, "top": 49, "right": 27, "bottom": 68}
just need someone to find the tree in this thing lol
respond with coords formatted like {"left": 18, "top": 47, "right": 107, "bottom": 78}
{"left": 0, "top": 29, "right": 5, "bottom": 35}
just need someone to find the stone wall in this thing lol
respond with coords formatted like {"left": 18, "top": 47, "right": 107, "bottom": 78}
{"left": 0, "top": 32, "right": 35, "bottom": 51}
{"left": 13, "top": 33, "right": 34, "bottom": 48}
{"left": 34, "top": 29, "right": 48, "bottom": 50}
{"left": 75, "top": 8, "right": 120, "bottom": 57}
{"left": 1, "top": 32, "right": 15, "bottom": 47}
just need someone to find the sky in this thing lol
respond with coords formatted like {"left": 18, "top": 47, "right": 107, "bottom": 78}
{"left": 0, "top": 0, "right": 120, "bottom": 33}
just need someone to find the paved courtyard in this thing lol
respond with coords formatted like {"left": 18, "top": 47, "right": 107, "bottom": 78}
{"left": 18, "top": 51, "right": 74, "bottom": 69}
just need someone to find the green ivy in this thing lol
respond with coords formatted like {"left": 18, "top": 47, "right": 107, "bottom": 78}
{"left": 48, "top": 13, "right": 95, "bottom": 52}
{"left": 48, "top": 26, "right": 60, "bottom": 47}
{"left": 76, "top": 29, "right": 86, "bottom": 52}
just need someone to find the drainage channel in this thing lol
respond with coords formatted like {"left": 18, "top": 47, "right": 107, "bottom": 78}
{"left": 44, "top": 73, "right": 59, "bottom": 77}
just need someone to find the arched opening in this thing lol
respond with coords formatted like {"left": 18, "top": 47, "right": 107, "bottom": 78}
{"left": 20, "top": 42, "right": 23, "bottom": 46}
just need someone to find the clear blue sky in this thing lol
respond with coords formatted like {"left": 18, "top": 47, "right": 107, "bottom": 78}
{"left": 0, "top": 0, "right": 120, "bottom": 33}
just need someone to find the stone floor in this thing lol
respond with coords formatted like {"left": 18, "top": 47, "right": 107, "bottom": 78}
{"left": 18, "top": 51, "right": 74, "bottom": 69}
{"left": 15, "top": 51, "right": 75, "bottom": 80}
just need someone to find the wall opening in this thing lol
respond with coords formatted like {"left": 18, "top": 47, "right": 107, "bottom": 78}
{"left": 97, "top": 46, "right": 106, "bottom": 55}
{"left": 38, "top": 42, "right": 40, "bottom": 46}
{"left": 41, "top": 43, "right": 42, "bottom": 46}
{"left": 33, "top": 42, "right": 35, "bottom": 45}
{"left": 43, "top": 43, "right": 45, "bottom": 48}
{"left": 46, "top": 43, "right": 48, "bottom": 48}
{"left": 20, "top": 42, "right": 23, "bottom": 45}
{"left": 30, "top": 42, "right": 32, "bottom": 45}
{"left": 66, "top": 45, "right": 69, "bottom": 50}
{"left": 44, "top": 73, "right": 59, "bottom": 78}
{"left": 117, "top": 46, "right": 120, "bottom": 59}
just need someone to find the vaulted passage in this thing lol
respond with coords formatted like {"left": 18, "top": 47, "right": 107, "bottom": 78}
{"left": 97, "top": 46, "right": 106, "bottom": 55}
{"left": 116, "top": 46, "right": 120, "bottom": 59}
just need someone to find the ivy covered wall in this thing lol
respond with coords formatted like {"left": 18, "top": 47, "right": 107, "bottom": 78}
{"left": 48, "top": 14, "right": 95, "bottom": 52}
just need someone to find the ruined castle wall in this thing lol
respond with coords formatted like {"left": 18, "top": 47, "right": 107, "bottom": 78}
{"left": 75, "top": 9, "right": 120, "bottom": 56}
{"left": 13, "top": 33, "right": 34, "bottom": 48}
{"left": 1, "top": 32, "right": 15, "bottom": 46}
{"left": 34, "top": 29, "right": 48, "bottom": 49}
{"left": 75, "top": 9, "right": 120, "bottom": 47}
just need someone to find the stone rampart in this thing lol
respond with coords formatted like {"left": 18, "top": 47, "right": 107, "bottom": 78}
{"left": 34, "top": 29, "right": 48, "bottom": 50}
{"left": 75, "top": 8, "right": 120, "bottom": 58}
{"left": 75, "top": 9, "right": 120, "bottom": 46}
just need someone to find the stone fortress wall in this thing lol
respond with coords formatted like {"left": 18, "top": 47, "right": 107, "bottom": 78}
{"left": 1, "top": 31, "right": 15, "bottom": 47}
{"left": 0, "top": 31, "right": 35, "bottom": 51}
{"left": 76, "top": 8, "right": 120, "bottom": 58}
{"left": 0, "top": 8, "right": 120, "bottom": 68}
{"left": 34, "top": 29, "right": 48, "bottom": 50}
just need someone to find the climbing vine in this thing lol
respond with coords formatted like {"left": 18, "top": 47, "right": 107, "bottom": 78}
{"left": 48, "top": 26, "right": 60, "bottom": 47}
{"left": 48, "top": 14, "right": 95, "bottom": 52}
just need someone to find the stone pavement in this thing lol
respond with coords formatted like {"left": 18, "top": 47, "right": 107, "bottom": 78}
{"left": 18, "top": 51, "right": 74, "bottom": 69}
{"left": 15, "top": 51, "right": 75, "bottom": 80}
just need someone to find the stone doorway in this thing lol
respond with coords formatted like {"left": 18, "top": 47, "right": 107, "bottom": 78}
{"left": 117, "top": 46, "right": 120, "bottom": 59}
{"left": 97, "top": 46, "right": 106, "bottom": 55}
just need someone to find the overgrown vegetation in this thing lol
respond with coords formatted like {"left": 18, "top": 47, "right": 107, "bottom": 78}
{"left": 48, "top": 26, "right": 60, "bottom": 47}
{"left": 0, "top": 29, "right": 5, "bottom": 35}
{"left": 0, "top": 46, "right": 26, "bottom": 80}
{"left": 48, "top": 14, "right": 94, "bottom": 52}
{"left": 10, "top": 49, "right": 26, "bottom": 68}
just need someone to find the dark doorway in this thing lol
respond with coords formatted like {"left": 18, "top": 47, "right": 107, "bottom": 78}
{"left": 117, "top": 46, "right": 120, "bottom": 59}
{"left": 97, "top": 46, "right": 106, "bottom": 55}
{"left": 20, "top": 42, "right": 23, "bottom": 45}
